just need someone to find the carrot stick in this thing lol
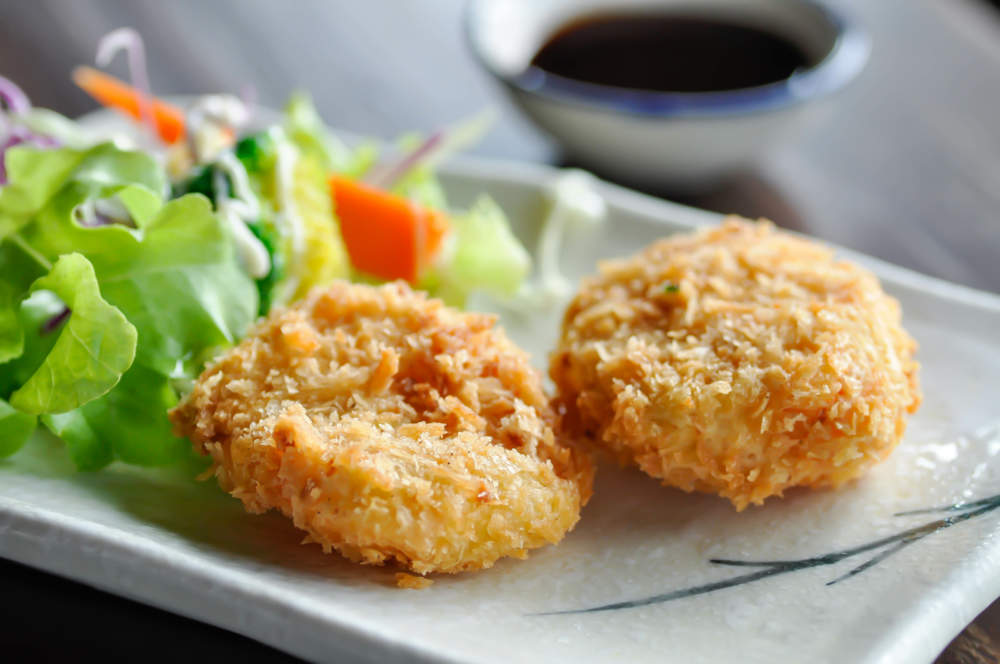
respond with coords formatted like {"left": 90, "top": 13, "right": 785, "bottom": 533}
{"left": 72, "top": 66, "right": 186, "bottom": 143}
{"left": 330, "top": 175, "right": 449, "bottom": 283}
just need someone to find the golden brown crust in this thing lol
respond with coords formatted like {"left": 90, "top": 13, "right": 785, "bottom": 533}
{"left": 395, "top": 572, "right": 434, "bottom": 589}
{"left": 171, "top": 281, "right": 592, "bottom": 574}
{"left": 550, "top": 218, "right": 920, "bottom": 510}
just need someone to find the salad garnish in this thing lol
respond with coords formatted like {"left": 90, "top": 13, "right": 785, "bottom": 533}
{"left": 94, "top": 27, "right": 157, "bottom": 144}
{"left": 364, "top": 109, "right": 495, "bottom": 189}
{"left": 520, "top": 169, "right": 607, "bottom": 304}
{"left": 0, "top": 29, "right": 540, "bottom": 471}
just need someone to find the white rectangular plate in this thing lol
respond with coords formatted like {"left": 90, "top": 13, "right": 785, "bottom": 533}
{"left": 2, "top": 153, "right": 1000, "bottom": 664}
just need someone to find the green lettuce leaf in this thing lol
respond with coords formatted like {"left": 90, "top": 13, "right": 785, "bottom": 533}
{"left": 284, "top": 91, "right": 351, "bottom": 171}
{"left": 42, "top": 364, "right": 188, "bottom": 470}
{"left": 1, "top": 142, "right": 258, "bottom": 469}
{"left": 0, "top": 281, "right": 24, "bottom": 364}
{"left": 0, "top": 398, "right": 36, "bottom": 458}
{"left": 0, "top": 290, "right": 63, "bottom": 397}
{"left": 284, "top": 91, "right": 376, "bottom": 177}
{"left": 0, "top": 143, "right": 164, "bottom": 241}
{"left": 40, "top": 410, "right": 108, "bottom": 471}
{"left": 421, "top": 195, "right": 530, "bottom": 306}
{"left": 8, "top": 253, "right": 137, "bottom": 415}
{"left": 22, "top": 186, "right": 257, "bottom": 375}
{"left": 92, "top": 194, "right": 258, "bottom": 375}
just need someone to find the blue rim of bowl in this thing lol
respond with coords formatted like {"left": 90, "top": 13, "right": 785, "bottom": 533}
{"left": 464, "top": 0, "right": 871, "bottom": 118}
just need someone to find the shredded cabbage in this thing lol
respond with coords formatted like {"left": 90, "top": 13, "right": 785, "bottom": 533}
{"left": 419, "top": 195, "right": 530, "bottom": 306}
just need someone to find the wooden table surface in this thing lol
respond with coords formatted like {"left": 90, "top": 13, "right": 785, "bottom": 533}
{"left": 1, "top": 0, "right": 998, "bottom": 661}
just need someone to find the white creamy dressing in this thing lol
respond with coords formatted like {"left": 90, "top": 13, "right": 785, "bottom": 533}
{"left": 187, "top": 95, "right": 250, "bottom": 163}
{"left": 211, "top": 159, "right": 271, "bottom": 280}
{"left": 185, "top": 95, "right": 282, "bottom": 283}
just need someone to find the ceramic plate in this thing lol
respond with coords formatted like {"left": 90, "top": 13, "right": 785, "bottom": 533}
{"left": 2, "top": 119, "right": 1000, "bottom": 663}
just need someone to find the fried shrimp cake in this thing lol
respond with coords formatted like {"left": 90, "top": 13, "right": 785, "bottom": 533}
{"left": 171, "top": 281, "right": 592, "bottom": 574}
{"left": 550, "top": 218, "right": 920, "bottom": 510}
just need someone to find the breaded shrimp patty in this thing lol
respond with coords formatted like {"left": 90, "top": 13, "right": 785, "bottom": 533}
{"left": 171, "top": 281, "right": 592, "bottom": 574}
{"left": 550, "top": 218, "right": 920, "bottom": 510}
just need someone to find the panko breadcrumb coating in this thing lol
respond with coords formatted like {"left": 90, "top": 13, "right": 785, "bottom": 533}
{"left": 550, "top": 218, "right": 920, "bottom": 510}
{"left": 171, "top": 281, "right": 592, "bottom": 574}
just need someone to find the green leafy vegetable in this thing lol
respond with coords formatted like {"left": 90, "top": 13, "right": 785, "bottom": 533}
{"left": 171, "top": 163, "right": 215, "bottom": 200}
{"left": 0, "top": 290, "right": 63, "bottom": 397}
{"left": 0, "top": 92, "right": 531, "bottom": 474}
{"left": 246, "top": 218, "right": 284, "bottom": 315}
{"left": 22, "top": 183, "right": 257, "bottom": 375}
{"left": 0, "top": 281, "right": 24, "bottom": 364}
{"left": 0, "top": 235, "right": 45, "bottom": 296}
{"left": 83, "top": 194, "right": 258, "bottom": 375}
{"left": 41, "top": 410, "right": 109, "bottom": 471}
{"left": 235, "top": 131, "right": 277, "bottom": 174}
{"left": 0, "top": 398, "right": 36, "bottom": 458}
{"left": 8, "top": 253, "right": 137, "bottom": 415}
{"left": 0, "top": 147, "right": 89, "bottom": 240}
{"left": 43, "top": 364, "right": 188, "bottom": 470}
{"left": 0, "top": 142, "right": 164, "bottom": 242}
{"left": 1, "top": 142, "right": 258, "bottom": 469}
{"left": 285, "top": 91, "right": 349, "bottom": 170}
{"left": 421, "top": 195, "right": 530, "bottom": 305}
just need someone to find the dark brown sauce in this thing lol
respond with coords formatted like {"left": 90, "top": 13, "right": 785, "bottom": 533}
{"left": 529, "top": 14, "right": 814, "bottom": 93}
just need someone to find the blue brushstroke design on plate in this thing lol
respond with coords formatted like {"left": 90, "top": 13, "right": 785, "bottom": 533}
{"left": 536, "top": 493, "right": 1000, "bottom": 615}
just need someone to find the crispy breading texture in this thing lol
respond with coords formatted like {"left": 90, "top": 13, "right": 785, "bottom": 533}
{"left": 171, "top": 281, "right": 592, "bottom": 574}
{"left": 550, "top": 218, "right": 920, "bottom": 510}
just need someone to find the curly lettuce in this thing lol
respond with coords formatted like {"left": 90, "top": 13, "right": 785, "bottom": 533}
{"left": 419, "top": 195, "right": 531, "bottom": 306}
{"left": 0, "top": 142, "right": 257, "bottom": 469}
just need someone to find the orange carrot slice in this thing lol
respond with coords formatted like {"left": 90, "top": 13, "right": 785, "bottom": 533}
{"left": 72, "top": 66, "right": 186, "bottom": 143}
{"left": 330, "top": 175, "right": 449, "bottom": 283}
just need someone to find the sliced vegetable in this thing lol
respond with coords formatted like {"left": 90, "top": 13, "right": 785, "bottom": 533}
{"left": 420, "top": 195, "right": 530, "bottom": 305}
{"left": 0, "top": 281, "right": 24, "bottom": 364}
{"left": 72, "top": 66, "right": 186, "bottom": 143}
{"left": 0, "top": 290, "right": 63, "bottom": 397}
{"left": 0, "top": 398, "right": 36, "bottom": 458}
{"left": 246, "top": 218, "right": 284, "bottom": 314}
{"left": 287, "top": 153, "right": 350, "bottom": 298}
{"left": 1, "top": 64, "right": 534, "bottom": 474}
{"left": 530, "top": 169, "right": 607, "bottom": 301}
{"left": 284, "top": 91, "right": 352, "bottom": 172}
{"left": 44, "top": 364, "right": 188, "bottom": 470}
{"left": 330, "top": 175, "right": 449, "bottom": 283}
{"left": 41, "top": 409, "right": 109, "bottom": 471}
{"left": 365, "top": 110, "right": 495, "bottom": 189}
{"left": 94, "top": 28, "right": 157, "bottom": 142}
{"left": 234, "top": 131, "right": 276, "bottom": 174}
{"left": 0, "top": 142, "right": 165, "bottom": 243}
{"left": 0, "top": 75, "right": 31, "bottom": 114}
{"left": 50, "top": 194, "right": 258, "bottom": 376}
{"left": 391, "top": 156, "right": 449, "bottom": 212}
{"left": 8, "top": 253, "right": 137, "bottom": 415}
{"left": 0, "top": 141, "right": 257, "bottom": 469}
